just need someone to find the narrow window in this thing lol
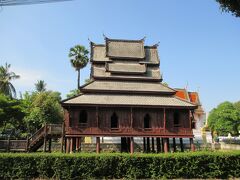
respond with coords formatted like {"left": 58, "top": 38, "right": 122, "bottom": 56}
{"left": 173, "top": 112, "right": 180, "bottom": 127}
{"left": 111, "top": 112, "right": 119, "bottom": 129}
{"left": 144, "top": 113, "right": 151, "bottom": 128}
{"left": 79, "top": 110, "right": 87, "bottom": 127}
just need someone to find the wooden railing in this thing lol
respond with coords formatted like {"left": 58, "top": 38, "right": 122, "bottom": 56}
{"left": 0, "top": 124, "right": 63, "bottom": 152}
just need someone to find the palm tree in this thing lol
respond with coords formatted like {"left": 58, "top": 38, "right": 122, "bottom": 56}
{"left": 35, "top": 80, "right": 46, "bottom": 92}
{"left": 69, "top": 45, "right": 89, "bottom": 89}
{"left": 0, "top": 63, "right": 20, "bottom": 98}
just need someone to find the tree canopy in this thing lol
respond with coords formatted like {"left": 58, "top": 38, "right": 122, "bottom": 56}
{"left": 23, "top": 91, "right": 63, "bottom": 134}
{"left": 208, "top": 101, "right": 240, "bottom": 136}
{"left": 216, "top": 0, "right": 240, "bottom": 17}
{"left": 69, "top": 45, "right": 89, "bottom": 89}
{"left": 0, "top": 63, "right": 20, "bottom": 98}
{"left": 0, "top": 93, "right": 25, "bottom": 138}
{"left": 35, "top": 80, "right": 47, "bottom": 92}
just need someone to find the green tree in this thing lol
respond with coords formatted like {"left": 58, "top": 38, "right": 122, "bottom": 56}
{"left": 0, "top": 63, "right": 20, "bottom": 98}
{"left": 208, "top": 101, "right": 240, "bottom": 136}
{"left": 0, "top": 93, "right": 25, "bottom": 138}
{"left": 66, "top": 89, "right": 81, "bottom": 98}
{"left": 35, "top": 80, "right": 46, "bottom": 92}
{"left": 216, "top": 0, "right": 240, "bottom": 17}
{"left": 69, "top": 45, "right": 89, "bottom": 89}
{"left": 23, "top": 91, "right": 63, "bottom": 133}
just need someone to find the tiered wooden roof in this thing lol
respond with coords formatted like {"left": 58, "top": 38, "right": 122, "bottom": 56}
{"left": 62, "top": 37, "right": 197, "bottom": 109}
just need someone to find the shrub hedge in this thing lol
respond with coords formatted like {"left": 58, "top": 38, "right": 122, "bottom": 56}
{"left": 0, "top": 151, "right": 240, "bottom": 179}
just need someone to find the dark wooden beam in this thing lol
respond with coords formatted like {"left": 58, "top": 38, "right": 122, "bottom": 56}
{"left": 180, "top": 138, "right": 184, "bottom": 152}
{"left": 151, "top": 137, "right": 155, "bottom": 153}
{"left": 156, "top": 137, "right": 161, "bottom": 153}
{"left": 172, "top": 138, "right": 176, "bottom": 152}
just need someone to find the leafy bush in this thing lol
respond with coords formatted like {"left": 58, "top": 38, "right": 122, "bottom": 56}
{"left": 0, "top": 151, "right": 240, "bottom": 179}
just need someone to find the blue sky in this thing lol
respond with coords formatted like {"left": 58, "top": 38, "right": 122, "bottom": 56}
{"left": 0, "top": 0, "right": 239, "bottom": 112}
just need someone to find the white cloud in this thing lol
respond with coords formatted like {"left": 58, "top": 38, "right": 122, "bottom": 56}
{"left": 11, "top": 67, "right": 46, "bottom": 92}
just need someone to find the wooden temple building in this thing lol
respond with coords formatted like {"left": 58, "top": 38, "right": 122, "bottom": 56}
{"left": 61, "top": 37, "right": 197, "bottom": 153}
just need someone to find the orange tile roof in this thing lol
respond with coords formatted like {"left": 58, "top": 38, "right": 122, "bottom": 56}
{"left": 188, "top": 92, "right": 199, "bottom": 104}
{"left": 175, "top": 89, "right": 188, "bottom": 101}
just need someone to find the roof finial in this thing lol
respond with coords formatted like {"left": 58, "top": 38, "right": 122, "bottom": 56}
{"left": 153, "top": 41, "right": 160, "bottom": 47}
{"left": 103, "top": 33, "right": 108, "bottom": 40}
{"left": 185, "top": 81, "right": 189, "bottom": 90}
{"left": 88, "top": 37, "right": 95, "bottom": 46}
{"left": 141, "top": 36, "right": 146, "bottom": 41}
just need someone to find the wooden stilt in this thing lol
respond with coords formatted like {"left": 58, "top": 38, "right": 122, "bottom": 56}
{"left": 161, "top": 138, "right": 164, "bottom": 152}
{"left": 43, "top": 125, "right": 47, "bottom": 152}
{"left": 76, "top": 138, "right": 79, "bottom": 152}
{"left": 70, "top": 138, "right": 73, "bottom": 153}
{"left": 48, "top": 138, "right": 52, "bottom": 153}
{"left": 146, "top": 137, "right": 150, "bottom": 153}
{"left": 156, "top": 138, "right": 161, "bottom": 153}
{"left": 130, "top": 137, "right": 134, "bottom": 154}
{"left": 79, "top": 137, "right": 82, "bottom": 152}
{"left": 190, "top": 138, "right": 195, "bottom": 151}
{"left": 96, "top": 137, "right": 100, "bottom": 154}
{"left": 143, "top": 137, "right": 146, "bottom": 152}
{"left": 173, "top": 138, "right": 176, "bottom": 152}
{"left": 163, "top": 138, "right": 168, "bottom": 153}
{"left": 61, "top": 123, "right": 65, "bottom": 153}
{"left": 167, "top": 138, "right": 170, "bottom": 151}
{"left": 180, "top": 138, "right": 184, "bottom": 152}
{"left": 66, "top": 138, "right": 70, "bottom": 153}
{"left": 151, "top": 137, "right": 155, "bottom": 153}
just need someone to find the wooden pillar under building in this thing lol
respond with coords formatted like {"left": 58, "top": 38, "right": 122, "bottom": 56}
{"left": 180, "top": 138, "right": 184, "bottom": 152}
{"left": 167, "top": 138, "right": 170, "bottom": 151}
{"left": 61, "top": 123, "right": 65, "bottom": 153}
{"left": 79, "top": 137, "right": 82, "bottom": 152}
{"left": 151, "top": 137, "right": 155, "bottom": 153}
{"left": 130, "top": 137, "right": 134, "bottom": 154}
{"left": 75, "top": 138, "right": 79, "bottom": 152}
{"left": 70, "top": 138, "right": 73, "bottom": 153}
{"left": 172, "top": 138, "right": 176, "bottom": 152}
{"left": 163, "top": 138, "right": 169, "bottom": 153}
{"left": 190, "top": 138, "right": 195, "bottom": 151}
{"left": 146, "top": 137, "right": 150, "bottom": 153}
{"left": 156, "top": 138, "right": 161, "bottom": 153}
{"left": 66, "top": 138, "right": 70, "bottom": 153}
{"left": 143, "top": 137, "right": 146, "bottom": 152}
{"left": 96, "top": 137, "right": 100, "bottom": 154}
{"left": 48, "top": 138, "right": 52, "bottom": 153}
{"left": 161, "top": 138, "right": 164, "bottom": 152}
{"left": 43, "top": 124, "right": 47, "bottom": 152}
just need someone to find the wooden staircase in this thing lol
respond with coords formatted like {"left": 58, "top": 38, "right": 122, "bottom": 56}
{"left": 0, "top": 124, "right": 64, "bottom": 152}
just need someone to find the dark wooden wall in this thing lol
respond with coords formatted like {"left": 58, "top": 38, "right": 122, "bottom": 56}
{"left": 64, "top": 106, "right": 193, "bottom": 137}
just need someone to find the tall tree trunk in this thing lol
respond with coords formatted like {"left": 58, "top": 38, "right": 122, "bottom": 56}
{"left": 77, "top": 69, "right": 80, "bottom": 89}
